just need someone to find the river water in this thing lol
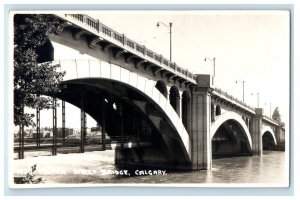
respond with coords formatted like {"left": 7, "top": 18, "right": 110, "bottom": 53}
{"left": 13, "top": 150, "right": 287, "bottom": 185}
{"left": 93, "top": 151, "right": 287, "bottom": 184}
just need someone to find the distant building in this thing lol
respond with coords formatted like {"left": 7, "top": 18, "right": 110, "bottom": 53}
{"left": 57, "top": 127, "right": 74, "bottom": 138}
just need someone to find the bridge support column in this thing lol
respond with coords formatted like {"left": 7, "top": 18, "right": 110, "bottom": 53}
{"left": 211, "top": 103, "right": 216, "bottom": 122}
{"left": 191, "top": 75, "right": 213, "bottom": 170}
{"left": 178, "top": 96, "right": 182, "bottom": 119}
{"left": 252, "top": 108, "right": 263, "bottom": 155}
{"left": 80, "top": 109, "right": 86, "bottom": 153}
{"left": 80, "top": 90, "right": 87, "bottom": 153}
{"left": 275, "top": 123, "right": 285, "bottom": 151}
{"left": 275, "top": 123, "right": 284, "bottom": 142}
{"left": 101, "top": 98, "right": 106, "bottom": 151}
{"left": 120, "top": 104, "right": 124, "bottom": 149}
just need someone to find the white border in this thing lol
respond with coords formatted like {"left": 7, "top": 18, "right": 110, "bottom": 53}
{"left": 8, "top": 9, "right": 291, "bottom": 189}
{"left": 0, "top": 0, "right": 300, "bottom": 199}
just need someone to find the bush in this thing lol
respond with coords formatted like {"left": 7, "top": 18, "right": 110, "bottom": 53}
{"left": 14, "top": 164, "right": 45, "bottom": 184}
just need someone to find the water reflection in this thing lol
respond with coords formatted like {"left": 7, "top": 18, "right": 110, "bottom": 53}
{"left": 98, "top": 151, "right": 286, "bottom": 184}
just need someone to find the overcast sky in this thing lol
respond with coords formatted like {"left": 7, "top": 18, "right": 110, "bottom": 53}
{"left": 90, "top": 10, "right": 289, "bottom": 119}
{"left": 23, "top": 10, "right": 290, "bottom": 129}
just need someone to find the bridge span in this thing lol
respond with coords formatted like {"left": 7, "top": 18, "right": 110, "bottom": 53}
{"left": 16, "top": 13, "right": 285, "bottom": 171}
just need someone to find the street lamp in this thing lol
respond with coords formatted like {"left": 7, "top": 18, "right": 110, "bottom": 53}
{"left": 251, "top": 92, "right": 260, "bottom": 107}
{"left": 204, "top": 57, "right": 216, "bottom": 85}
{"left": 157, "top": 21, "right": 173, "bottom": 62}
{"left": 236, "top": 80, "right": 245, "bottom": 102}
{"left": 265, "top": 102, "right": 272, "bottom": 117}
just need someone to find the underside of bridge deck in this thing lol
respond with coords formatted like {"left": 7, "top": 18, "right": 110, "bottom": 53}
{"left": 212, "top": 120, "right": 252, "bottom": 158}
{"left": 53, "top": 78, "right": 192, "bottom": 170}
{"left": 262, "top": 132, "right": 277, "bottom": 151}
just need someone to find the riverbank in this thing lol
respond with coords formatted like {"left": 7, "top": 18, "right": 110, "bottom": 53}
{"left": 13, "top": 150, "right": 116, "bottom": 184}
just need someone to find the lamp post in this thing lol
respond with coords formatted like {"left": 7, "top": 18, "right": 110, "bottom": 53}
{"left": 204, "top": 57, "right": 216, "bottom": 85}
{"left": 251, "top": 92, "right": 260, "bottom": 107}
{"left": 264, "top": 102, "right": 272, "bottom": 117}
{"left": 157, "top": 21, "right": 172, "bottom": 62}
{"left": 236, "top": 80, "right": 245, "bottom": 102}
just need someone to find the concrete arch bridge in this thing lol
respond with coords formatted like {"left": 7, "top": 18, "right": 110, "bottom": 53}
{"left": 19, "top": 13, "right": 285, "bottom": 170}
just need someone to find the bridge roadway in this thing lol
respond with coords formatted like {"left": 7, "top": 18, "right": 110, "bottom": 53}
{"left": 16, "top": 13, "right": 285, "bottom": 171}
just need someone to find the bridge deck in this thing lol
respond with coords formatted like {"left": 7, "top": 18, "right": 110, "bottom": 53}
{"left": 55, "top": 14, "right": 197, "bottom": 84}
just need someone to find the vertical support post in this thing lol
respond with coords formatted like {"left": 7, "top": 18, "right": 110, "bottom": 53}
{"left": 275, "top": 124, "right": 281, "bottom": 144}
{"left": 122, "top": 34, "right": 127, "bottom": 46}
{"left": 252, "top": 108, "right": 263, "bottom": 156}
{"left": 191, "top": 75, "right": 213, "bottom": 170}
{"left": 36, "top": 107, "right": 40, "bottom": 147}
{"left": 274, "top": 115, "right": 284, "bottom": 150}
{"left": 136, "top": 113, "right": 140, "bottom": 148}
{"left": 19, "top": 106, "right": 25, "bottom": 159}
{"left": 120, "top": 104, "right": 124, "bottom": 149}
{"left": 52, "top": 98, "right": 57, "bottom": 156}
{"left": 18, "top": 125, "right": 22, "bottom": 159}
{"left": 178, "top": 96, "right": 182, "bottom": 119}
{"left": 169, "top": 22, "right": 172, "bottom": 62}
{"left": 80, "top": 108, "right": 86, "bottom": 153}
{"left": 211, "top": 103, "right": 216, "bottom": 122}
{"left": 101, "top": 98, "right": 106, "bottom": 151}
{"left": 242, "top": 81, "right": 245, "bottom": 102}
{"left": 62, "top": 100, "right": 66, "bottom": 144}
{"left": 80, "top": 89, "right": 86, "bottom": 153}
{"left": 21, "top": 124, "right": 25, "bottom": 159}
{"left": 212, "top": 58, "right": 216, "bottom": 85}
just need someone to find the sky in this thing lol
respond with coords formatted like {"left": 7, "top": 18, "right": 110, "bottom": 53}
{"left": 23, "top": 10, "right": 290, "bottom": 129}
{"left": 90, "top": 10, "right": 289, "bottom": 118}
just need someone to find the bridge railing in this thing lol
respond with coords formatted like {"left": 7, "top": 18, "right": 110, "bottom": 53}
{"left": 213, "top": 87, "right": 255, "bottom": 113}
{"left": 68, "top": 14, "right": 99, "bottom": 30}
{"left": 213, "top": 88, "right": 281, "bottom": 126}
{"left": 61, "top": 14, "right": 196, "bottom": 82}
{"left": 54, "top": 13, "right": 279, "bottom": 120}
{"left": 262, "top": 115, "right": 279, "bottom": 126}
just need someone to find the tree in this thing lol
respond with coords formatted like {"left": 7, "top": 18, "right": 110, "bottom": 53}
{"left": 14, "top": 14, "right": 65, "bottom": 127}
{"left": 272, "top": 107, "right": 281, "bottom": 122}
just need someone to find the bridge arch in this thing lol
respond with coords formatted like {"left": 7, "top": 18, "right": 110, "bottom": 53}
{"left": 169, "top": 86, "right": 180, "bottom": 116}
{"left": 216, "top": 105, "right": 221, "bottom": 116}
{"left": 155, "top": 80, "right": 168, "bottom": 99}
{"left": 55, "top": 60, "right": 191, "bottom": 169}
{"left": 245, "top": 117, "right": 249, "bottom": 127}
{"left": 262, "top": 126, "right": 277, "bottom": 150}
{"left": 181, "top": 90, "right": 191, "bottom": 132}
{"left": 211, "top": 103, "right": 216, "bottom": 122}
{"left": 211, "top": 111, "right": 252, "bottom": 157}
